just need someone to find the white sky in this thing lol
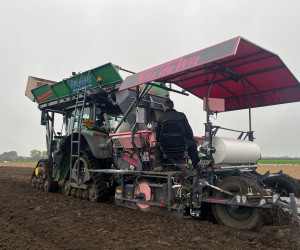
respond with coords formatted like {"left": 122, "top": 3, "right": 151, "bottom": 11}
{"left": 0, "top": 0, "right": 299, "bottom": 157}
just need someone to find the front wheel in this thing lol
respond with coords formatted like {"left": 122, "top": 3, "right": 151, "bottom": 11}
{"left": 212, "top": 176, "right": 263, "bottom": 230}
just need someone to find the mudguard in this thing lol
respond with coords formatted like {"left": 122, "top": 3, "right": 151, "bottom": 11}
{"left": 81, "top": 131, "right": 112, "bottom": 159}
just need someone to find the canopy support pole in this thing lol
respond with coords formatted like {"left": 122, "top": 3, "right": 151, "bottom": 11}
{"left": 204, "top": 72, "right": 218, "bottom": 156}
{"left": 241, "top": 79, "right": 254, "bottom": 141}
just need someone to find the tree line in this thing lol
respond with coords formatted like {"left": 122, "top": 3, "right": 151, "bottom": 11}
{"left": 0, "top": 150, "right": 48, "bottom": 162}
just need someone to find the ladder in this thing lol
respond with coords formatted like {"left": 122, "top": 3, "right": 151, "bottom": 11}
{"left": 69, "top": 71, "right": 91, "bottom": 186}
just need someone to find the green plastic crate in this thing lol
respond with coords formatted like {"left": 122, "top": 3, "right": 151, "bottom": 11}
{"left": 32, "top": 84, "right": 58, "bottom": 103}
{"left": 31, "top": 63, "right": 122, "bottom": 104}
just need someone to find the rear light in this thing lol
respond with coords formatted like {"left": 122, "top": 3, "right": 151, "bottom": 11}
{"left": 93, "top": 132, "right": 102, "bottom": 136}
{"left": 97, "top": 77, "right": 103, "bottom": 83}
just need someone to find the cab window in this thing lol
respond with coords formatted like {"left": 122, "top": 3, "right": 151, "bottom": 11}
{"left": 67, "top": 107, "right": 91, "bottom": 134}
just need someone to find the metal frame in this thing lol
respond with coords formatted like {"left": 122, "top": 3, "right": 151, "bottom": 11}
{"left": 194, "top": 65, "right": 256, "bottom": 156}
{"left": 87, "top": 168, "right": 299, "bottom": 222}
{"left": 34, "top": 55, "right": 300, "bottom": 224}
{"left": 45, "top": 111, "right": 55, "bottom": 156}
{"left": 89, "top": 168, "right": 180, "bottom": 212}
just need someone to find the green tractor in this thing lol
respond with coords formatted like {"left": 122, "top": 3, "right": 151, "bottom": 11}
{"left": 26, "top": 63, "right": 169, "bottom": 202}
{"left": 27, "top": 64, "right": 129, "bottom": 201}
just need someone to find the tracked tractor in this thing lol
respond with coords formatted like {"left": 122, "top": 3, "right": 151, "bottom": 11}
{"left": 26, "top": 36, "right": 300, "bottom": 230}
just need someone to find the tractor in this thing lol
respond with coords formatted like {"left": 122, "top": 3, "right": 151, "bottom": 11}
{"left": 26, "top": 36, "right": 300, "bottom": 230}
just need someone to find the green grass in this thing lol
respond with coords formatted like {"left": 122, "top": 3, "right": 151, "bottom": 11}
{"left": 258, "top": 160, "right": 300, "bottom": 165}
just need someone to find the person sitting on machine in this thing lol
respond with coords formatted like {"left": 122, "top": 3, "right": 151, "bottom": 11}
{"left": 154, "top": 99, "right": 200, "bottom": 172}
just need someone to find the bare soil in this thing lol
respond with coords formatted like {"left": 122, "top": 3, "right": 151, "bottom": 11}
{"left": 0, "top": 164, "right": 299, "bottom": 249}
{"left": 257, "top": 164, "right": 300, "bottom": 179}
{"left": 0, "top": 162, "right": 36, "bottom": 168}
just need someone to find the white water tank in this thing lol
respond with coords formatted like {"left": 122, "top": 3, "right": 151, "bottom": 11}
{"left": 212, "top": 137, "right": 261, "bottom": 164}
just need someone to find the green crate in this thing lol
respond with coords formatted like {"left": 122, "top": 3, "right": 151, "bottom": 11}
{"left": 31, "top": 63, "right": 122, "bottom": 104}
{"left": 32, "top": 84, "right": 58, "bottom": 104}
{"left": 51, "top": 80, "right": 71, "bottom": 98}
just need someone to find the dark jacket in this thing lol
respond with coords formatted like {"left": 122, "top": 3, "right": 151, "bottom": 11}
{"left": 156, "top": 109, "right": 194, "bottom": 141}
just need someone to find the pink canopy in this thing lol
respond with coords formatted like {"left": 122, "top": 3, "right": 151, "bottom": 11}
{"left": 120, "top": 36, "right": 300, "bottom": 111}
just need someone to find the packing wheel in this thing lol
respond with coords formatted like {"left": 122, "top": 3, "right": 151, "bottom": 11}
{"left": 212, "top": 176, "right": 263, "bottom": 230}
{"left": 262, "top": 174, "right": 300, "bottom": 198}
{"left": 134, "top": 180, "right": 151, "bottom": 211}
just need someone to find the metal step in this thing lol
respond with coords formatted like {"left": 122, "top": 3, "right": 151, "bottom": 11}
{"left": 69, "top": 71, "right": 91, "bottom": 187}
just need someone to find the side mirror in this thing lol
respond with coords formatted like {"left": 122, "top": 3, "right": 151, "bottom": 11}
{"left": 41, "top": 111, "right": 48, "bottom": 125}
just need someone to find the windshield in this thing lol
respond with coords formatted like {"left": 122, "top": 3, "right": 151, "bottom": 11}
{"left": 66, "top": 105, "right": 124, "bottom": 135}
{"left": 67, "top": 107, "right": 91, "bottom": 135}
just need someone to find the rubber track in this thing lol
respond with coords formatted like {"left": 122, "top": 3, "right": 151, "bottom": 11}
{"left": 85, "top": 151, "right": 108, "bottom": 202}
{"left": 40, "top": 159, "right": 58, "bottom": 192}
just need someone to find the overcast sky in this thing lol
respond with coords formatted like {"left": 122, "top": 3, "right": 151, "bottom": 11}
{"left": 0, "top": 0, "right": 299, "bottom": 157}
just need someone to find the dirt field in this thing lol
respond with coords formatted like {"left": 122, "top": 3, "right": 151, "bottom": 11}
{"left": 0, "top": 164, "right": 299, "bottom": 249}
{"left": 257, "top": 164, "right": 300, "bottom": 179}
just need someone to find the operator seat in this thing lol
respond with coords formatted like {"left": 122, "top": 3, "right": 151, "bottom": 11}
{"left": 159, "top": 120, "right": 187, "bottom": 160}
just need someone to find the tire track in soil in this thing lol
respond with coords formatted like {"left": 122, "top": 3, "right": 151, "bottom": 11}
{"left": 0, "top": 166, "right": 299, "bottom": 249}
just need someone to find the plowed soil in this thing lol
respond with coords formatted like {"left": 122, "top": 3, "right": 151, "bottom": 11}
{"left": 257, "top": 164, "right": 300, "bottom": 179}
{"left": 0, "top": 164, "right": 299, "bottom": 249}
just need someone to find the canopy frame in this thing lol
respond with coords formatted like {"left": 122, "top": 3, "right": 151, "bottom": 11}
{"left": 200, "top": 66, "right": 255, "bottom": 156}
{"left": 118, "top": 36, "right": 300, "bottom": 157}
